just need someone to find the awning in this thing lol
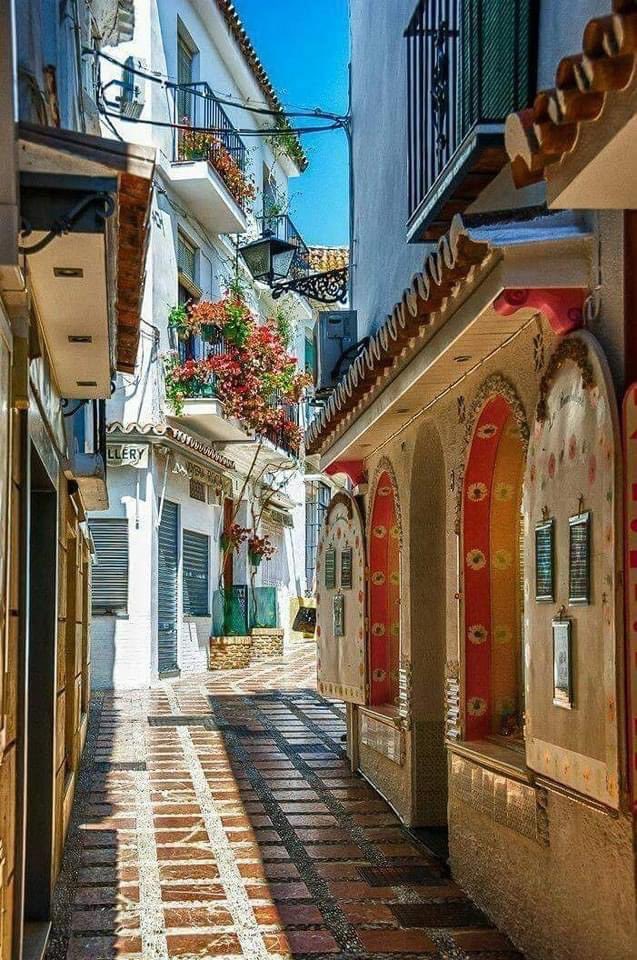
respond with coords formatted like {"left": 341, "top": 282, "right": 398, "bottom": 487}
{"left": 18, "top": 122, "right": 155, "bottom": 385}
{"left": 505, "top": 1, "right": 637, "bottom": 208}
{"left": 307, "top": 211, "right": 592, "bottom": 465}
{"left": 107, "top": 422, "right": 235, "bottom": 472}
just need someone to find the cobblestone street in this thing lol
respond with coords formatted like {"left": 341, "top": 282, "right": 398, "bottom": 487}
{"left": 45, "top": 644, "right": 523, "bottom": 960}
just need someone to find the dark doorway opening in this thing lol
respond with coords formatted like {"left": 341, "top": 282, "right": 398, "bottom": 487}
{"left": 23, "top": 446, "right": 57, "bottom": 941}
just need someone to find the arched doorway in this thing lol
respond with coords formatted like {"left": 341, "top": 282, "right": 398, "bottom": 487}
{"left": 410, "top": 422, "right": 447, "bottom": 826}
{"left": 368, "top": 466, "right": 401, "bottom": 707}
{"left": 463, "top": 391, "right": 527, "bottom": 741}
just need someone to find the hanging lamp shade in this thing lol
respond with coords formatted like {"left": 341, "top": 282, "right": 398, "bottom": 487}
{"left": 240, "top": 229, "right": 296, "bottom": 285}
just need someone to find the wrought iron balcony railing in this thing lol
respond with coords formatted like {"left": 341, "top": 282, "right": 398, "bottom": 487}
{"left": 405, "top": 0, "right": 538, "bottom": 241}
{"left": 257, "top": 213, "right": 311, "bottom": 278}
{"left": 172, "top": 81, "right": 250, "bottom": 206}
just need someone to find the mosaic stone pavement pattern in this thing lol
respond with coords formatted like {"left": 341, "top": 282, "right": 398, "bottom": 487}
{"left": 45, "top": 642, "right": 525, "bottom": 959}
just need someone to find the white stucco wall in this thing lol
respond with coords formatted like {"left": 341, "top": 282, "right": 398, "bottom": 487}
{"left": 91, "top": 0, "right": 315, "bottom": 688}
{"left": 349, "top": 0, "right": 612, "bottom": 342}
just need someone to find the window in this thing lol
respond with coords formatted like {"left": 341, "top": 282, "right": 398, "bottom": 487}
{"left": 305, "top": 481, "right": 331, "bottom": 591}
{"left": 89, "top": 518, "right": 129, "bottom": 613}
{"left": 178, "top": 232, "right": 197, "bottom": 285}
{"left": 183, "top": 530, "right": 210, "bottom": 616}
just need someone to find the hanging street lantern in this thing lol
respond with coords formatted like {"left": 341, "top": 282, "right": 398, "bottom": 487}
{"left": 240, "top": 229, "right": 349, "bottom": 305}
{"left": 239, "top": 229, "right": 297, "bottom": 286}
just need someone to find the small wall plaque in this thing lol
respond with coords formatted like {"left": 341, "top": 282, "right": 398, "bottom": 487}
{"left": 340, "top": 548, "right": 353, "bottom": 590}
{"left": 552, "top": 618, "right": 573, "bottom": 708}
{"left": 535, "top": 519, "right": 554, "bottom": 602}
{"left": 325, "top": 548, "right": 336, "bottom": 590}
{"left": 568, "top": 512, "right": 591, "bottom": 604}
{"left": 333, "top": 592, "right": 344, "bottom": 637}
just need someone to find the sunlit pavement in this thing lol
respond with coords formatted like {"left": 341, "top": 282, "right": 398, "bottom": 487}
{"left": 45, "top": 642, "right": 523, "bottom": 960}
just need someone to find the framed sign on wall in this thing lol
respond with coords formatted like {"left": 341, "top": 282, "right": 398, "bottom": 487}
{"left": 535, "top": 518, "right": 555, "bottom": 602}
{"left": 552, "top": 618, "right": 573, "bottom": 709}
{"left": 569, "top": 512, "right": 591, "bottom": 605}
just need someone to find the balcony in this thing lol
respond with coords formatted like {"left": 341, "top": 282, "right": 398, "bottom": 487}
{"left": 257, "top": 214, "right": 310, "bottom": 279}
{"left": 167, "top": 332, "right": 301, "bottom": 458}
{"left": 167, "top": 82, "right": 251, "bottom": 235}
{"left": 405, "top": 0, "right": 538, "bottom": 242}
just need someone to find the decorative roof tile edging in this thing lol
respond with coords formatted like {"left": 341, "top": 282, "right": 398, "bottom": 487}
{"left": 505, "top": 0, "right": 637, "bottom": 187}
{"left": 214, "top": 0, "right": 308, "bottom": 172}
{"left": 107, "top": 421, "right": 235, "bottom": 470}
{"left": 306, "top": 215, "right": 493, "bottom": 455}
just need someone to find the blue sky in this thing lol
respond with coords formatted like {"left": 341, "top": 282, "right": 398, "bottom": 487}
{"left": 234, "top": 0, "right": 350, "bottom": 248}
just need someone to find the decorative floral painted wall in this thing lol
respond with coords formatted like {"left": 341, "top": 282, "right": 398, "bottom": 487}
{"left": 316, "top": 493, "right": 366, "bottom": 703}
{"left": 368, "top": 466, "right": 401, "bottom": 706}
{"left": 463, "top": 393, "right": 526, "bottom": 740}
{"left": 523, "top": 332, "right": 620, "bottom": 807}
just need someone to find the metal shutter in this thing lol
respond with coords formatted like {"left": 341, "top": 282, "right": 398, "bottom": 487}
{"left": 158, "top": 500, "right": 179, "bottom": 675}
{"left": 183, "top": 530, "right": 209, "bottom": 617}
{"left": 89, "top": 519, "right": 129, "bottom": 613}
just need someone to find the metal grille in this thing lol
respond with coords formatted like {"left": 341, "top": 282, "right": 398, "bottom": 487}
{"left": 183, "top": 529, "right": 209, "bottom": 617}
{"left": 406, "top": 0, "right": 537, "bottom": 223}
{"left": 158, "top": 500, "right": 179, "bottom": 674}
{"left": 89, "top": 518, "right": 128, "bottom": 613}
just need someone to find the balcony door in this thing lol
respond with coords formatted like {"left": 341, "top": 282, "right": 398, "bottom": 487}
{"left": 177, "top": 30, "right": 195, "bottom": 157}
{"left": 158, "top": 500, "right": 179, "bottom": 676}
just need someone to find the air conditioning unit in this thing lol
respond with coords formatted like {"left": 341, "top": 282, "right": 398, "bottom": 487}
{"left": 314, "top": 310, "right": 357, "bottom": 397}
{"left": 119, "top": 57, "right": 145, "bottom": 120}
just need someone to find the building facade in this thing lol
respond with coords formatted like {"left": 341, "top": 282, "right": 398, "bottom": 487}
{"left": 308, "top": 2, "right": 637, "bottom": 958}
{"left": 0, "top": 1, "right": 155, "bottom": 956}
{"left": 91, "top": 0, "right": 322, "bottom": 687}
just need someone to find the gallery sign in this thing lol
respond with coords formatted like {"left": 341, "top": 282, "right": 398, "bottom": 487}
{"left": 107, "top": 443, "right": 149, "bottom": 469}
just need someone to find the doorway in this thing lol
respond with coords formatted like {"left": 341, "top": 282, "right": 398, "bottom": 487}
{"left": 23, "top": 446, "right": 57, "bottom": 931}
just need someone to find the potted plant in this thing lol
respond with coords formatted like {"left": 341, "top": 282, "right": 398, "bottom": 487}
{"left": 168, "top": 304, "right": 189, "bottom": 338}
{"left": 247, "top": 533, "right": 275, "bottom": 568}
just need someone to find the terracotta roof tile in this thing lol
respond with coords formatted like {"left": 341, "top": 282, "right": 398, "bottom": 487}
{"left": 309, "top": 246, "right": 349, "bottom": 273}
{"left": 108, "top": 422, "right": 235, "bottom": 470}
{"left": 505, "top": 1, "right": 637, "bottom": 187}
{"left": 306, "top": 216, "right": 492, "bottom": 454}
{"left": 214, "top": 0, "right": 308, "bottom": 172}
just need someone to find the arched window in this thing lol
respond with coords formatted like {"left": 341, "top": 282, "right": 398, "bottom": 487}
{"left": 463, "top": 394, "right": 526, "bottom": 740}
{"left": 369, "top": 469, "right": 401, "bottom": 706}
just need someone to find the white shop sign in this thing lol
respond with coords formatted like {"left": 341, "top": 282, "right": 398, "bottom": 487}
{"left": 107, "top": 443, "right": 149, "bottom": 469}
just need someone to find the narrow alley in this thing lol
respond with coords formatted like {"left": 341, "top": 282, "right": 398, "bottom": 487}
{"left": 45, "top": 645, "right": 521, "bottom": 960}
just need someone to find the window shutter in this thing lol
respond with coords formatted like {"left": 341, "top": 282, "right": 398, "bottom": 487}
{"left": 183, "top": 530, "right": 210, "bottom": 616}
{"left": 89, "top": 519, "right": 129, "bottom": 613}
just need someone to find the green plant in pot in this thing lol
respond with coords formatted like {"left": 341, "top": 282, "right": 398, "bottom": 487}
{"left": 168, "top": 304, "right": 189, "bottom": 338}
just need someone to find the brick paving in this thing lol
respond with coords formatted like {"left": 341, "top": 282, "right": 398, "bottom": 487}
{"left": 45, "top": 642, "right": 523, "bottom": 959}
